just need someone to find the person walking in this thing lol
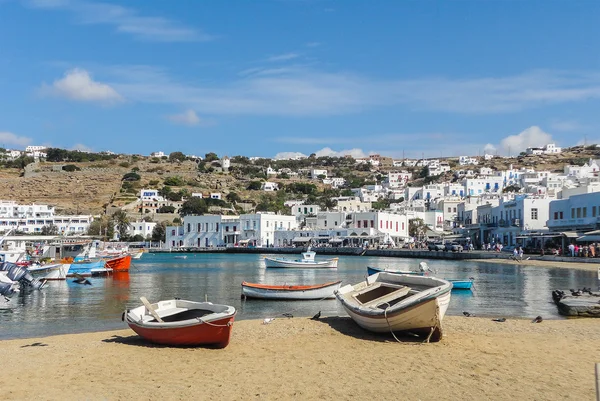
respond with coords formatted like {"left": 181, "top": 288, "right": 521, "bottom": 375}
{"left": 518, "top": 246, "right": 524, "bottom": 261}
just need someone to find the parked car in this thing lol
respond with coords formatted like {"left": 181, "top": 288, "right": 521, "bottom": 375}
{"left": 444, "top": 242, "right": 463, "bottom": 252}
{"left": 428, "top": 242, "right": 445, "bottom": 251}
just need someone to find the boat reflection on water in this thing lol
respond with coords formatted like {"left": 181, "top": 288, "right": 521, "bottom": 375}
{"left": 112, "top": 272, "right": 130, "bottom": 302}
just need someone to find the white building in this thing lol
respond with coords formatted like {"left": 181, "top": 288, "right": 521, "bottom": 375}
{"left": 459, "top": 156, "right": 478, "bottom": 166}
{"left": 484, "top": 153, "right": 495, "bottom": 160}
{"left": 385, "top": 171, "right": 412, "bottom": 189}
{"left": 463, "top": 177, "right": 505, "bottom": 196}
{"left": 123, "top": 221, "right": 157, "bottom": 239}
{"left": 25, "top": 145, "right": 47, "bottom": 152}
{"left": 262, "top": 182, "right": 279, "bottom": 191}
{"left": 310, "top": 169, "right": 328, "bottom": 179}
{"left": 333, "top": 197, "right": 372, "bottom": 212}
{"left": 0, "top": 200, "right": 93, "bottom": 234}
{"left": 221, "top": 157, "right": 230, "bottom": 171}
{"left": 165, "top": 215, "right": 242, "bottom": 248}
{"left": 479, "top": 167, "right": 494, "bottom": 176}
{"left": 140, "top": 189, "right": 164, "bottom": 202}
{"left": 266, "top": 166, "right": 277, "bottom": 175}
{"left": 428, "top": 162, "right": 450, "bottom": 176}
{"left": 547, "top": 191, "right": 600, "bottom": 233}
{"left": 239, "top": 213, "right": 298, "bottom": 247}
{"left": 150, "top": 151, "right": 165, "bottom": 158}
{"left": 322, "top": 177, "right": 346, "bottom": 188}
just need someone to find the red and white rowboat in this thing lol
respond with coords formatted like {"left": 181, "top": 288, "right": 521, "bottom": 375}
{"left": 241, "top": 281, "right": 342, "bottom": 300}
{"left": 124, "top": 298, "right": 236, "bottom": 348}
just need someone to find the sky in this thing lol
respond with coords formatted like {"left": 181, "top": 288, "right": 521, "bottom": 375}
{"left": 1, "top": 0, "right": 600, "bottom": 159}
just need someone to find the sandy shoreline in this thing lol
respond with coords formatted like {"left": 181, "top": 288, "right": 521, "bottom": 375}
{"left": 1, "top": 316, "right": 598, "bottom": 400}
{"left": 470, "top": 257, "right": 600, "bottom": 272}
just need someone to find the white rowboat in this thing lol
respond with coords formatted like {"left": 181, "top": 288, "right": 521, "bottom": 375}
{"left": 335, "top": 272, "right": 452, "bottom": 342}
{"left": 241, "top": 281, "right": 342, "bottom": 300}
{"left": 27, "top": 263, "right": 70, "bottom": 280}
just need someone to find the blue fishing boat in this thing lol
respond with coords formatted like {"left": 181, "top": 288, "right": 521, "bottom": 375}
{"left": 447, "top": 279, "right": 474, "bottom": 291}
{"left": 366, "top": 266, "right": 424, "bottom": 276}
{"left": 67, "top": 257, "right": 106, "bottom": 276}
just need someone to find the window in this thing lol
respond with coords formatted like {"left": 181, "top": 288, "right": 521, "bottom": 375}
{"left": 448, "top": 207, "right": 451, "bottom": 213}
{"left": 577, "top": 208, "right": 581, "bottom": 218}
{"left": 216, "top": 223, "right": 219, "bottom": 232}
{"left": 453, "top": 207, "right": 457, "bottom": 212}
{"left": 559, "top": 211, "right": 563, "bottom": 219}
{"left": 187, "top": 223, "right": 191, "bottom": 233}
{"left": 334, "top": 221, "right": 337, "bottom": 226}
{"left": 583, "top": 208, "right": 587, "bottom": 218}
{"left": 554, "top": 212, "right": 558, "bottom": 220}
{"left": 198, "top": 223, "right": 201, "bottom": 232}
{"left": 324, "top": 220, "right": 328, "bottom": 227}
{"left": 571, "top": 208, "right": 575, "bottom": 219}
{"left": 594, "top": 206, "right": 597, "bottom": 217}
{"left": 266, "top": 221, "right": 269, "bottom": 227}
{"left": 531, "top": 208, "right": 538, "bottom": 220}
{"left": 357, "top": 221, "right": 361, "bottom": 228}
{"left": 370, "top": 220, "right": 374, "bottom": 228}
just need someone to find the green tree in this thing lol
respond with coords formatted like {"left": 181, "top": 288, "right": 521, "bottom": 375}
{"left": 168, "top": 151, "right": 186, "bottom": 162}
{"left": 503, "top": 185, "right": 521, "bottom": 193}
{"left": 62, "top": 164, "right": 81, "bottom": 172}
{"left": 41, "top": 224, "right": 59, "bottom": 235}
{"left": 341, "top": 189, "right": 354, "bottom": 197}
{"left": 179, "top": 197, "right": 209, "bottom": 216}
{"left": 112, "top": 210, "right": 131, "bottom": 240}
{"left": 204, "top": 152, "right": 218, "bottom": 162}
{"left": 87, "top": 216, "right": 115, "bottom": 239}
{"left": 151, "top": 222, "right": 167, "bottom": 242}
{"left": 226, "top": 192, "right": 242, "bottom": 203}
{"left": 247, "top": 181, "right": 262, "bottom": 190}
{"left": 122, "top": 172, "right": 141, "bottom": 181}
{"left": 157, "top": 205, "right": 176, "bottom": 213}
{"left": 409, "top": 218, "right": 427, "bottom": 238}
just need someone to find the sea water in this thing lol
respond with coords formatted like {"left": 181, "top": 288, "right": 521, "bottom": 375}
{"left": 0, "top": 253, "right": 597, "bottom": 339}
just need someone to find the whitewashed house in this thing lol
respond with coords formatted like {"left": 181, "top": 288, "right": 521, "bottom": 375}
{"left": 261, "top": 182, "right": 279, "bottom": 191}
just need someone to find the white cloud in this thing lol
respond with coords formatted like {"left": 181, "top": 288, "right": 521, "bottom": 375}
{"left": 267, "top": 53, "right": 300, "bottom": 62}
{"left": 27, "top": 0, "right": 211, "bottom": 42}
{"left": 315, "top": 147, "right": 367, "bottom": 158}
{"left": 72, "top": 143, "right": 93, "bottom": 152}
{"left": 274, "top": 151, "right": 308, "bottom": 160}
{"left": 305, "top": 42, "right": 321, "bottom": 48}
{"left": 43, "top": 68, "right": 123, "bottom": 103}
{"left": 105, "top": 66, "right": 600, "bottom": 117}
{"left": 0, "top": 132, "right": 33, "bottom": 147}
{"left": 500, "top": 126, "right": 553, "bottom": 154}
{"left": 483, "top": 143, "right": 497, "bottom": 154}
{"left": 166, "top": 109, "right": 202, "bottom": 126}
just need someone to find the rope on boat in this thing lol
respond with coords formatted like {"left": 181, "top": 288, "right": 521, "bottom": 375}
{"left": 196, "top": 318, "right": 233, "bottom": 327}
{"left": 382, "top": 302, "right": 402, "bottom": 343}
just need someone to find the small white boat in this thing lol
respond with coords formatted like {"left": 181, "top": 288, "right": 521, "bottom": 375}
{"left": 174, "top": 255, "right": 188, "bottom": 260}
{"left": 335, "top": 272, "right": 452, "bottom": 342}
{"left": 130, "top": 251, "right": 144, "bottom": 259}
{"left": 241, "top": 281, "right": 342, "bottom": 300}
{"left": 264, "top": 250, "right": 338, "bottom": 268}
{"left": 27, "top": 263, "right": 70, "bottom": 281}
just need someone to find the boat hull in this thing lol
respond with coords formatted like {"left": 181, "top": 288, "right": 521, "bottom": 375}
{"left": 105, "top": 255, "right": 131, "bottom": 272}
{"left": 264, "top": 257, "right": 338, "bottom": 268}
{"left": 448, "top": 280, "right": 473, "bottom": 290}
{"left": 367, "top": 266, "right": 424, "bottom": 276}
{"left": 126, "top": 300, "right": 236, "bottom": 347}
{"left": 336, "top": 273, "right": 452, "bottom": 342}
{"left": 67, "top": 260, "right": 106, "bottom": 276}
{"left": 241, "top": 281, "right": 342, "bottom": 300}
{"left": 27, "top": 263, "right": 70, "bottom": 280}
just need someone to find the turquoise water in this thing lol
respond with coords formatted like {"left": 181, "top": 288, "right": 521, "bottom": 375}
{"left": 0, "top": 253, "right": 597, "bottom": 339}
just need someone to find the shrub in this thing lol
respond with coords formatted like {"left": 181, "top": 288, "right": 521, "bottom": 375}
{"left": 62, "top": 164, "right": 81, "bottom": 172}
{"left": 122, "top": 172, "right": 141, "bottom": 181}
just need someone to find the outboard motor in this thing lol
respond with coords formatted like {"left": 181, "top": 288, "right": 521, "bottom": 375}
{"left": 0, "top": 273, "right": 20, "bottom": 298}
{"left": 0, "top": 262, "right": 46, "bottom": 290}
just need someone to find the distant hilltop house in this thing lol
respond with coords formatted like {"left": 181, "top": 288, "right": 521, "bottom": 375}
{"left": 150, "top": 151, "right": 165, "bottom": 158}
{"left": 484, "top": 153, "right": 495, "bottom": 160}
{"left": 525, "top": 143, "right": 561, "bottom": 155}
{"left": 459, "top": 156, "right": 479, "bottom": 166}
{"left": 25, "top": 145, "right": 47, "bottom": 152}
{"left": 221, "top": 156, "right": 230, "bottom": 171}
{"left": 262, "top": 182, "right": 279, "bottom": 191}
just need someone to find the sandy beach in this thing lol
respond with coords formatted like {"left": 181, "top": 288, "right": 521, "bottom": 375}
{"left": 1, "top": 316, "right": 598, "bottom": 400}
{"left": 471, "top": 257, "right": 600, "bottom": 272}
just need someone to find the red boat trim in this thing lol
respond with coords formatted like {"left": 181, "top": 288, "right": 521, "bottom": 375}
{"left": 241, "top": 281, "right": 341, "bottom": 291}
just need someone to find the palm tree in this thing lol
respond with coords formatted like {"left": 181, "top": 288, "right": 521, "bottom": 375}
{"left": 112, "top": 210, "right": 131, "bottom": 240}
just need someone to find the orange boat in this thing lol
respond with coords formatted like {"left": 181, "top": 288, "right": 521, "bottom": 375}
{"left": 105, "top": 254, "right": 131, "bottom": 272}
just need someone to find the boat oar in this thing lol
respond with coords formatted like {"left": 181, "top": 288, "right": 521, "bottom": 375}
{"left": 140, "top": 296, "right": 163, "bottom": 323}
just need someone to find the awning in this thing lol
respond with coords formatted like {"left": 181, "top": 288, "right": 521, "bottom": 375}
{"left": 561, "top": 231, "right": 584, "bottom": 238}
{"left": 292, "top": 237, "right": 312, "bottom": 243}
{"left": 576, "top": 235, "right": 600, "bottom": 242}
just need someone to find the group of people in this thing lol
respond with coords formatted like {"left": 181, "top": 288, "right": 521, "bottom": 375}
{"left": 567, "top": 243, "right": 598, "bottom": 257}
{"left": 511, "top": 246, "right": 525, "bottom": 261}
{"left": 482, "top": 242, "right": 503, "bottom": 252}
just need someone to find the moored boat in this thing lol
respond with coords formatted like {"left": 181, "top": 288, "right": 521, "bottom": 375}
{"left": 27, "top": 263, "right": 70, "bottom": 281}
{"left": 105, "top": 254, "right": 131, "bottom": 272}
{"left": 130, "top": 251, "right": 144, "bottom": 259}
{"left": 335, "top": 272, "right": 452, "bottom": 342}
{"left": 264, "top": 250, "right": 338, "bottom": 268}
{"left": 367, "top": 266, "right": 424, "bottom": 276}
{"left": 67, "top": 259, "right": 106, "bottom": 277}
{"left": 0, "top": 271, "right": 20, "bottom": 297}
{"left": 241, "top": 280, "right": 342, "bottom": 300}
{"left": 124, "top": 298, "right": 236, "bottom": 347}
{"left": 447, "top": 278, "right": 473, "bottom": 290}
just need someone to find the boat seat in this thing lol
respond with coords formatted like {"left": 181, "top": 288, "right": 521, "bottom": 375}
{"left": 360, "top": 286, "right": 412, "bottom": 309}
{"left": 147, "top": 307, "right": 189, "bottom": 319}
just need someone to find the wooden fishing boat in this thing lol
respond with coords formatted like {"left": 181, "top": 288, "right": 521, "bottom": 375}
{"left": 67, "top": 259, "right": 106, "bottom": 277}
{"left": 124, "top": 298, "right": 236, "bottom": 347}
{"left": 335, "top": 272, "right": 452, "bottom": 342}
{"left": 105, "top": 254, "right": 131, "bottom": 272}
{"left": 27, "top": 263, "right": 70, "bottom": 281}
{"left": 264, "top": 250, "right": 338, "bottom": 268}
{"left": 241, "top": 281, "right": 342, "bottom": 300}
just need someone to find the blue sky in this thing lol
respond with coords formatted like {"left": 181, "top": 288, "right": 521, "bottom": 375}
{"left": 1, "top": 0, "right": 600, "bottom": 159}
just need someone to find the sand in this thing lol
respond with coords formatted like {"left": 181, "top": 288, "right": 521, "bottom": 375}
{"left": 471, "top": 257, "right": 600, "bottom": 272}
{"left": 1, "top": 316, "right": 598, "bottom": 401}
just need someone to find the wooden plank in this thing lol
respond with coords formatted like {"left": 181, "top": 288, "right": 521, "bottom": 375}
{"left": 140, "top": 297, "right": 164, "bottom": 323}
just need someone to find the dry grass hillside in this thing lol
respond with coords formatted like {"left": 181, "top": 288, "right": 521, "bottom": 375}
{"left": 1, "top": 145, "right": 597, "bottom": 215}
